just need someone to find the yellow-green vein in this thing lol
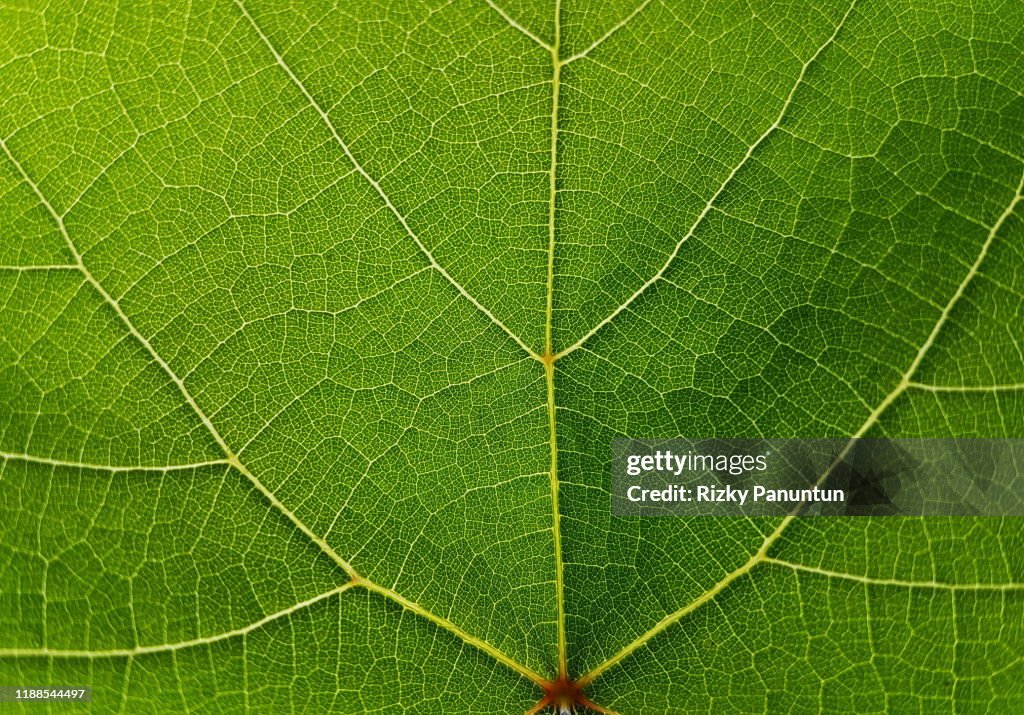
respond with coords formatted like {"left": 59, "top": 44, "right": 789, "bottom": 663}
{"left": 545, "top": 0, "right": 569, "bottom": 681}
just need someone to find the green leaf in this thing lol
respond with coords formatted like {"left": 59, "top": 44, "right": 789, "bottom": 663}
{"left": 1, "top": 0, "right": 1022, "bottom": 713}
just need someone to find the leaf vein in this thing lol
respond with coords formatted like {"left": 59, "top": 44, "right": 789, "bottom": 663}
{"left": 561, "top": 0, "right": 654, "bottom": 66}
{"left": 575, "top": 137, "right": 1023, "bottom": 692}
{"left": 0, "top": 583, "right": 354, "bottom": 659}
{"left": 3, "top": 128, "right": 543, "bottom": 688}
{"left": 762, "top": 557, "right": 1024, "bottom": 591}
{"left": 555, "top": 0, "right": 858, "bottom": 361}
{"left": 0, "top": 452, "right": 230, "bottom": 473}
{"left": 0, "top": 134, "right": 362, "bottom": 578}
{"left": 484, "top": 0, "right": 552, "bottom": 51}
{"left": 908, "top": 382, "right": 1024, "bottom": 394}
{"left": 232, "top": 0, "right": 543, "bottom": 362}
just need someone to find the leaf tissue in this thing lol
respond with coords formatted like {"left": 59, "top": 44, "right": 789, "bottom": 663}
{"left": 1, "top": 0, "right": 1023, "bottom": 712}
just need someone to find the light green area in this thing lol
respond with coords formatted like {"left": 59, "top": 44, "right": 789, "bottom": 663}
{"left": 1, "top": 0, "right": 1022, "bottom": 713}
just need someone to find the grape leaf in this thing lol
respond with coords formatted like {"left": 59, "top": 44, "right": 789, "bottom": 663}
{"left": 2, "top": 0, "right": 1023, "bottom": 713}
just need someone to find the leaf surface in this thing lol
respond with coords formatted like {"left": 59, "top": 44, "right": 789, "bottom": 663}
{"left": 1, "top": 0, "right": 1023, "bottom": 712}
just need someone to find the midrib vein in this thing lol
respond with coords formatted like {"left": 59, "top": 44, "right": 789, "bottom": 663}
{"left": 546, "top": 12, "right": 561, "bottom": 364}
{"left": 579, "top": 167, "right": 1024, "bottom": 687}
{"left": 2, "top": 112, "right": 544, "bottom": 686}
{"left": 546, "top": 0, "right": 569, "bottom": 680}
{"left": 545, "top": 357, "right": 566, "bottom": 678}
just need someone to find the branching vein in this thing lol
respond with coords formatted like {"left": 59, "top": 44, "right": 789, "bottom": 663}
{"left": 577, "top": 553, "right": 760, "bottom": 686}
{"left": 0, "top": 264, "right": 79, "bottom": 272}
{"left": 577, "top": 164, "right": 1024, "bottom": 688}
{"left": 0, "top": 583, "right": 354, "bottom": 659}
{"left": 908, "top": 382, "right": 1024, "bottom": 393}
{"left": 0, "top": 135, "right": 361, "bottom": 580}
{"left": 233, "top": 0, "right": 543, "bottom": 363}
{"left": 359, "top": 579, "right": 548, "bottom": 686}
{"left": 762, "top": 557, "right": 1024, "bottom": 591}
{"left": 0, "top": 451, "right": 230, "bottom": 473}
{"left": 755, "top": 169, "right": 1024, "bottom": 561}
{"left": 561, "top": 0, "right": 654, "bottom": 66}
{"left": 485, "top": 0, "right": 552, "bottom": 50}
{"left": 2, "top": 119, "right": 543, "bottom": 688}
{"left": 554, "top": 0, "right": 858, "bottom": 361}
